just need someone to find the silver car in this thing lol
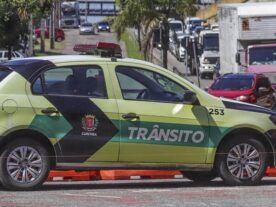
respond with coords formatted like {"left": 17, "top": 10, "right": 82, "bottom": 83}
{"left": 79, "top": 22, "right": 95, "bottom": 35}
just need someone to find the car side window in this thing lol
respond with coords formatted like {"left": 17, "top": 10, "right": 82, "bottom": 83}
{"left": 83, "top": 67, "right": 107, "bottom": 98}
{"left": 116, "top": 72, "right": 146, "bottom": 99}
{"left": 115, "top": 66, "right": 187, "bottom": 103}
{"left": 33, "top": 77, "right": 43, "bottom": 94}
{"left": 32, "top": 66, "right": 107, "bottom": 98}
{"left": 43, "top": 67, "right": 74, "bottom": 94}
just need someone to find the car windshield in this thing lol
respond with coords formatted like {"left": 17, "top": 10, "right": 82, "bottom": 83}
{"left": 249, "top": 46, "right": 276, "bottom": 65}
{"left": 210, "top": 77, "right": 254, "bottom": 90}
{"left": 189, "top": 20, "right": 202, "bottom": 27}
{"left": 82, "top": 23, "right": 92, "bottom": 27}
{"left": 169, "top": 23, "right": 182, "bottom": 31}
{"left": 99, "top": 22, "right": 109, "bottom": 26}
{"left": 203, "top": 34, "right": 219, "bottom": 51}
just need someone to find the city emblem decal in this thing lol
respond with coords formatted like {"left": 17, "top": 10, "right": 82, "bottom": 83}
{"left": 81, "top": 114, "right": 99, "bottom": 136}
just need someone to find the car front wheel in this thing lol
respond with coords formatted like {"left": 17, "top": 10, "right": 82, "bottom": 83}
{"left": 216, "top": 136, "right": 268, "bottom": 186}
{"left": 0, "top": 138, "right": 50, "bottom": 190}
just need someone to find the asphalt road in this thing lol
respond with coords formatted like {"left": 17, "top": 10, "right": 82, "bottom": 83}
{"left": 1, "top": 178, "right": 276, "bottom": 207}
{"left": 59, "top": 28, "right": 127, "bottom": 57}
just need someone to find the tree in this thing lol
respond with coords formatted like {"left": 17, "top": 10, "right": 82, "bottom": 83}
{"left": 114, "top": 0, "right": 197, "bottom": 69}
{"left": 0, "top": 1, "right": 30, "bottom": 60}
{"left": 0, "top": 0, "right": 56, "bottom": 58}
{"left": 114, "top": 0, "right": 145, "bottom": 51}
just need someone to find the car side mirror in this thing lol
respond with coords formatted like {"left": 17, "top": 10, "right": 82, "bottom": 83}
{"left": 183, "top": 91, "right": 197, "bottom": 105}
{"left": 258, "top": 87, "right": 270, "bottom": 95}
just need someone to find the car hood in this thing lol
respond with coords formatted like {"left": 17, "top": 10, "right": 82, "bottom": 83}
{"left": 208, "top": 89, "right": 252, "bottom": 99}
{"left": 201, "top": 50, "right": 219, "bottom": 57}
{"left": 221, "top": 98, "right": 276, "bottom": 115}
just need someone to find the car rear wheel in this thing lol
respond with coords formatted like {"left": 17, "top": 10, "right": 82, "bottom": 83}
{"left": 182, "top": 171, "right": 217, "bottom": 182}
{"left": 216, "top": 136, "right": 267, "bottom": 186}
{"left": 0, "top": 138, "right": 50, "bottom": 190}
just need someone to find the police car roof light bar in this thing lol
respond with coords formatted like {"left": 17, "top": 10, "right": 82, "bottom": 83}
{"left": 73, "top": 42, "right": 122, "bottom": 58}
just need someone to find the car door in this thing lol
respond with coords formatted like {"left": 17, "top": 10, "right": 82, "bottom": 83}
{"left": 26, "top": 64, "right": 120, "bottom": 164}
{"left": 109, "top": 64, "right": 210, "bottom": 164}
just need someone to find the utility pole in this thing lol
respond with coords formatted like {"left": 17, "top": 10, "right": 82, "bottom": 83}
{"left": 191, "top": 36, "right": 200, "bottom": 88}
{"left": 185, "top": 37, "right": 189, "bottom": 77}
{"left": 50, "top": 3, "right": 55, "bottom": 49}
{"left": 28, "top": 14, "right": 33, "bottom": 57}
{"left": 159, "top": 21, "right": 163, "bottom": 67}
{"left": 85, "top": 1, "right": 88, "bottom": 22}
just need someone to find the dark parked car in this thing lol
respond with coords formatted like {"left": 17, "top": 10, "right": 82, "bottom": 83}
{"left": 97, "top": 22, "right": 111, "bottom": 32}
{"left": 208, "top": 73, "right": 275, "bottom": 108}
{"left": 34, "top": 27, "right": 65, "bottom": 42}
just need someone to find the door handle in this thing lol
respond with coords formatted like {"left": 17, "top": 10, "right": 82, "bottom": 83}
{"left": 122, "top": 113, "right": 140, "bottom": 120}
{"left": 41, "top": 107, "right": 59, "bottom": 115}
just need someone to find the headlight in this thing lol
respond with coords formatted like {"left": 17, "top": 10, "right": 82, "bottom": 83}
{"left": 235, "top": 95, "right": 249, "bottom": 102}
{"left": 235, "top": 95, "right": 256, "bottom": 103}
{"left": 203, "top": 58, "right": 210, "bottom": 64}
{"left": 98, "top": 26, "right": 102, "bottom": 29}
{"left": 106, "top": 26, "right": 110, "bottom": 29}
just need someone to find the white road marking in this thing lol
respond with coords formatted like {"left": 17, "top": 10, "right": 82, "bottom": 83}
{"left": 131, "top": 189, "right": 172, "bottom": 193}
{"left": 63, "top": 193, "right": 121, "bottom": 199}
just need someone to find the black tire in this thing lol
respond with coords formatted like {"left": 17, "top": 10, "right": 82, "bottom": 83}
{"left": 182, "top": 171, "right": 217, "bottom": 182}
{"left": 216, "top": 136, "right": 267, "bottom": 186}
{"left": 0, "top": 138, "right": 50, "bottom": 190}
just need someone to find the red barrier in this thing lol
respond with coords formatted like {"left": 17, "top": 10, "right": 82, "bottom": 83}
{"left": 266, "top": 167, "right": 276, "bottom": 177}
{"left": 47, "top": 170, "right": 100, "bottom": 181}
{"left": 47, "top": 167, "right": 276, "bottom": 182}
{"left": 100, "top": 170, "right": 182, "bottom": 180}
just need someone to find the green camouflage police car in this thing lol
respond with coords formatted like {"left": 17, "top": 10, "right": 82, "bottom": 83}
{"left": 0, "top": 55, "right": 276, "bottom": 190}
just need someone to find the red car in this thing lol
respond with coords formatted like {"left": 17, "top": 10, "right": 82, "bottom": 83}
{"left": 208, "top": 73, "right": 275, "bottom": 108}
{"left": 34, "top": 27, "right": 65, "bottom": 42}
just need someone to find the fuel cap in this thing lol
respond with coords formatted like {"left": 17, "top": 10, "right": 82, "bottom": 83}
{"left": 2, "top": 99, "right": 18, "bottom": 114}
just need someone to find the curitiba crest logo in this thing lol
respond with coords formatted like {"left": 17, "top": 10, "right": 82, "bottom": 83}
{"left": 82, "top": 114, "right": 99, "bottom": 132}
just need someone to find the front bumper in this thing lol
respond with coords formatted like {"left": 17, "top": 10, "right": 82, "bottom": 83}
{"left": 265, "top": 129, "right": 276, "bottom": 166}
{"left": 199, "top": 66, "right": 214, "bottom": 74}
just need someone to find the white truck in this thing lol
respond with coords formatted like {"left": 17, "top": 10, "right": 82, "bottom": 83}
{"left": 61, "top": 1, "right": 79, "bottom": 28}
{"left": 218, "top": 2, "right": 276, "bottom": 82}
{"left": 198, "top": 29, "right": 219, "bottom": 79}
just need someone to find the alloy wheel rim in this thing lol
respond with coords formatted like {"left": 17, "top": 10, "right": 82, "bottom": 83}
{"left": 6, "top": 146, "right": 43, "bottom": 183}
{"left": 226, "top": 143, "right": 261, "bottom": 179}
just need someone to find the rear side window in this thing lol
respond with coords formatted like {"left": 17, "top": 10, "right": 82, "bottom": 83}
{"left": 0, "top": 68, "right": 12, "bottom": 81}
{"left": 32, "top": 66, "right": 107, "bottom": 98}
{"left": 44, "top": 67, "right": 73, "bottom": 94}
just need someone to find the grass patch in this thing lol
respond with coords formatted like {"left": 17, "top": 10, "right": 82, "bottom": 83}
{"left": 34, "top": 39, "right": 65, "bottom": 51}
{"left": 34, "top": 50, "right": 63, "bottom": 56}
{"left": 121, "top": 31, "right": 143, "bottom": 60}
